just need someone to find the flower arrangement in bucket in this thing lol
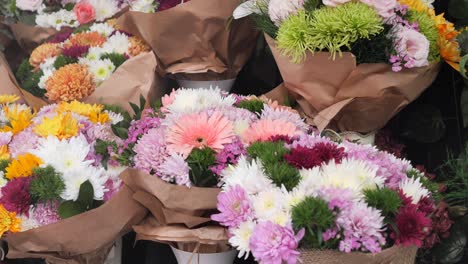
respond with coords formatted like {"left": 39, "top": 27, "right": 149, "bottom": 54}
{"left": 15, "top": 20, "right": 155, "bottom": 111}
{"left": 95, "top": 88, "right": 311, "bottom": 261}
{"left": 212, "top": 128, "right": 451, "bottom": 263}
{"left": 0, "top": 95, "right": 125, "bottom": 261}
{"left": 234, "top": 0, "right": 455, "bottom": 133}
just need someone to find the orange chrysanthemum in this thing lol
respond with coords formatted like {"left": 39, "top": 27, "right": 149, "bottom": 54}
{"left": 45, "top": 63, "right": 96, "bottom": 102}
{"left": 64, "top": 32, "right": 106, "bottom": 48}
{"left": 128, "top": 37, "right": 151, "bottom": 57}
{"left": 0, "top": 106, "right": 34, "bottom": 135}
{"left": 0, "top": 145, "right": 9, "bottom": 160}
{"left": 29, "top": 43, "right": 62, "bottom": 69}
{"left": 5, "top": 153, "right": 43, "bottom": 180}
{"left": 0, "top": 204, "right": 21, "bottom": 237}
{"left": 33, "top": 112, "right": 80, "bottom": 139}
{"left": 438, "top": 37, "right": 461, "bottom": 71}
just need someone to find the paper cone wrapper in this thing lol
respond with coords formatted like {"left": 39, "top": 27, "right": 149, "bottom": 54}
{"left": 19, "top": 52, "right": 165, "bottom": 113}
{"left": 3, "top": 185, "right": 147, "bottom": 263}
{"left": 0, "top": 52, "right": 25, "bottom": 103}
{"left": 9, "top": 23, "right": 58, "bottom": 53}
{"left": 116, "top": 0, "right": 258, "bottom": 80}
{"left": 264, "top": 35, "right": 440, "bottom": 133}
{"left": 176, "top": 79, "right": 236, "bottom": 92}
{"left": 171, "top": 246, "right": 236, "bottom": 264}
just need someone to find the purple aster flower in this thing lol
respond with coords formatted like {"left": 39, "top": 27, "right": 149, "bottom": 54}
{"left": 133, "top": 127, "right": 167, "bottom": 175}
{"left": 123, "top": 112, "right": 160, "bottom": 149}
{"left": 62, "top": 45, "right": 90, "bottom": 58}
{"left": 210, "top": 137, "right": 246, "bottom": 176}
{"left": 103, "top": 178, "right": 122, "bottom": 202}
{"left": 158, "top": 153, "right": 190, "bottom": 186}
{"left": 32, "top": 202, "right": 61, "bottom": 226}
{"left": 323, "top": 228, "right": 338, "bottom": 241}
{"left": 339, "top": 237, "right": 360, "bottom": 253}
{"left": 250, "top": 221, "right": 304, "bottom": 264}
{"left": 211, "top": 185, "right": 253, "bottom": 228}
{"left": 8, "top": 129, "right": 40, "bottom": 159}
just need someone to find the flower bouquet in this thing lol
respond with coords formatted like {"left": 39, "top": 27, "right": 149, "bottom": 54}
{"left": 116, "top": 0, "right": 258, "bottom": 92}
{"left": 94, "top": 87, "right": 310, "bottom": 261}
{"left": 1, "top": 0, "right": 128, "bottom": 52}
{"left": 212, "top": 128, "right": 449, "bottom": 263}
{"left": 0, "top": 97, "right": 147, "bottom": 263}
{"left": 234, "top": 0, "right": 454, "bottom": 133}
{"left": 15, "top": 21, "right": 163, "bottom": 112}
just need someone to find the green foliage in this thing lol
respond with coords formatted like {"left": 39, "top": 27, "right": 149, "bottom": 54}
{"left": 265, "top": 162, "right": 301, "bottom": 191}
{"left": 73, "top": 24, "right": 91, "bottom": 34}
{"left": 277, "top": 3, "right": 384, "bottom": 63}
{"left": 247, "top": 141, "right": 290, "bottom": 164}
{"left": 407, "top": 10, "right": 440, "bottom": 62}
{"left": 0, "top": 159, "right": 10, "bottom": 173}
{"left": 58, "top": 180, "right": 98, "bottom": 219}
{"left": 16, "top": 59, "right": 33, "bottom": 84}
{"left": 236, "top": 99, "right": 265, "bottom": 114}
{"left": 187, "top": 148, "right": 218, "bottom": 187}
{"left": 250, "top": 0, "right": 279, "bottom": 38}
{"left": 438, "top": 146, "right": 468, "bottom": 207}
{"left": 351, "top": 24, "right": 393, "bottom": 64}
{"left": 101, "top": 53, "right": 127, "bottom": 68}
{"left": 303, "top": 0, "right": 320, "bottom": 12}
{"left": 364, "top": 188, "right": 401, "bottom": 218}
{"left": 29, "top": 166, "right": 65, "bottom": 203}
{"left": 64, "top": 3, "right": 75, "bottom": 11}
{"left": 15, "top": 59, "right": 46, "bottom": 97}
{"left": 54, "top": 54, "right": 78, "bottom": 69}
{"left": 103, "top": 104, "right": 131, "bottom": 121}
{"left": 291, "top": 197, "right": 336, "bottom": 248}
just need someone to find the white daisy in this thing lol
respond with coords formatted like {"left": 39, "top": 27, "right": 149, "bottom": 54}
{"left": 105, "top": 110, "right": 124, "bottom": 125}
{"left": 39, "top": 56, "right": 57, "bottom": 72}
{"left": 229, "top": 220, "right": 255, "bottom": 259}
{"left": 167, "top": 88, "right": 236, "bottom": 114}
{"left": 102, "top": 31, "right": 130, "bottom": 54}
{"left": 221, "top": 156, "right": 274, "bottom": 195}
{"left": 85, "top": 47, "right": 105, "bottom": 61}
{"left": 88, "top": 58, "right": 116, "bottom": 83}
{"left": 399, "top": 177, "right": 430, "bottom": 204}
{"left": 252, "top": 189, "right": 287, "bottom": 221}
{"left": 282, "top": 186, "right": 307, "bottom": 211}
{"left": 89, "top": 0, "right": 120, "bottom": 22}
{"left": 0, "top": 171, "right": 7, "bottom": 195}
{"left": 38, "top": 68, "right": 55, "bottom": 89}
{"left": 90, "top": 22, "right": 115, "bottom": 37}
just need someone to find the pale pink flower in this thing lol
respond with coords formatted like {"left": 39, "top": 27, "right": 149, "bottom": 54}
{"left": 167, "top": 111, "right": 235, "bottom": 157}
{"left": 394, "top": 26, "right": 430, "bottom": 67}
{"left": 0, "top": 132, "right": 12, "bottom": 146}
{"left": 242, "top": 119, "right": 300, "bottom": 144}
{"left": 268, "top": 0, "right": 305, "bottom": 26}
{"left": 360, "top": 0, "right": 397, "bottom": 18}
{"left": 212, "top": 185, "right": 254, "bottom": 228}
{"left": 322, "top": 0, "right": 352, "bottom": 7}
{"left": 16, "top": 0, "right": 42, "bottom": 12}
{"left": 161, "top": 89, "right": 176, "bottom": 113}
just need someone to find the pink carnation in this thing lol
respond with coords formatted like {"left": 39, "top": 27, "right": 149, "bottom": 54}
{"left": 33, "top": 202, "right": 61, "bottom": 226}
{"left": 250, "top": 222, "right": 304, "bottom": 264}
{"left": 212, "top": 185, "right": 253, "bottom": 228}
{"left": 394, "top": 26, "right": 430, "bottom": 68}
{"left": 268, "top": 0, "right": 305, "bottom": 26}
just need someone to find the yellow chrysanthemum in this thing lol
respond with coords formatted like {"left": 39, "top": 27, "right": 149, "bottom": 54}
{"left": 398, "top": 0, "right": 430, "bottom": 13}
{"left": 33, "top": 112, "right": 81, "bottom": 139}
{"left": 5, "top": 153, "right": 43, "bottom": 180}
{"left": 0, "top": 145, "right": 9, "bottom": 160}
{"left": 57, "top": 101, "right": 110, "bottom": 124}
{"left": 0, "top": 95, "right": 20, "bottom": 105}
{"left": 0, "top": 106, "right": 34, "bottom": 135}
{"left": 0, "top": 204, "right": 21, "bottom": 237}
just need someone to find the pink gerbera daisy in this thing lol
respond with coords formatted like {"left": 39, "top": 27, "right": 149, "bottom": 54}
{"left": 166, "top": 111, "right": 235, "bottom": 157}
{"left": 242, "top": 119, "right": 300, "bottom": 144}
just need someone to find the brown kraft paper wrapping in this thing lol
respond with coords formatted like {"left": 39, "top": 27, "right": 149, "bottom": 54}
{"left": 0, "top": 52, "right": 25, "bottom": 102}
{"left": 121, "top": 169, "right": 229, "bottom": 253}
{"left": 9, "top": 23, "right": 58, "bottom": 54}
{"left": 264, "top": 35, "right": 440, "bottom": 133}
{"left": 20, "top": 52, "right": 165, "bottom": 113}
{"left": 116, "top": 0, "right": 258, "bottom": 80}
{"left": 3, "top": 185, "right": 148, "bottom": 264}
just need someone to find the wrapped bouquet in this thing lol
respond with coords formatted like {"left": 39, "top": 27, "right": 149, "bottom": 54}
{"left": 95, "top": 88, "right": 311, "bottom": 258}
{"left": 1, "top": 0, "right": 128, "bottom": 52}
{"left": 15, "top": 21, "right": 161, "bottom": 112}
{"left": 117, "top": 0, "right": 258, "bottom": 92}
{"left": 235, "top": 0, "right": 452, "bottom": 132}
{"left": 213, "top": 127, "right": 449, "bottom": 263}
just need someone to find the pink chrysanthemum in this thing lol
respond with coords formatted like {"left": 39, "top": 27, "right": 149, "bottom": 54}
{"left": 8, "top": 129, "right": 40, "bottom": 158}
{"left": 0, "top": 132, "right": 12, "bottom": 145}
{"left": 242, "top": 119, "right": 300, "bottom": 144}
{"left": 133, "top": 128, "right": 167, "bottom": 175}
{"left": 32, "top": 201, "right": 61, "bottom": 226}
{"left": 212, "top": 185, "right": 253, "bottom": 228}
{"left": 250, "top": 221, "right": 304, "bottom": 264}
{"left": 158, "top": 153, "right": 190, "bottom": 186}
{"left": 167, "top": 111, "right": 235, "bottom": 157}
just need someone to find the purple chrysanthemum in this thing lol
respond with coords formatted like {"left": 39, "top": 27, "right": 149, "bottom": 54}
{"left": 211, "top": 185, "right": 253, "bottom": 228}
{"left": 287, "top": 133, "right": 335, "bottom": 149}
{"left": 318, "top": 187, "right": 355, "bottom": 210}
{"left": 210, "top": 137, "right": 246, "bottom": 175}
{"left": 261, "top": 105, "right": 308, "bottom": 132}
{"left": 8, "top": 129, "right": 40, "bottom": 159}
{"left": 32, "top": 202, "right": 61, "bottom": 226}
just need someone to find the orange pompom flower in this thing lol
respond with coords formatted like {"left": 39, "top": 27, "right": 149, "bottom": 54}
{"left": 45, "top": 63, "right": 96, "bottom": 102}
{"left": 29, "top": 43, "right": 62, "bottom": 69}
{"left": 64, "top": 32, "right": 106, "bottom": 48}
{"left": 128, "top": 36, "right": 151, "bottom": 57}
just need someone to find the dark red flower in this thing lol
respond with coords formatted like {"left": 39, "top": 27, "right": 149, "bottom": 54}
{"left": 391, "top": 204, "right": 432, "bottom": 247}
{"left": 398, "top": 189, "right": 413, "bottom": 206}
{"left": 268, "top": 135, "right": 295, "bottom": 144}
{"left": 0, "top": 177, "right": 32, "bottom": 216}
{"left": 417, "top": 196, "right": 436, "bottom": 215}
{"left": 284, "top": 142, "right": 346, "bottom": 169}
{"left": 158, "top": 0, "right": 190, "bottom": 11}
{"left": 48, "top": 30, "right": 73, "bottom": 44}
{"left": 62, "top": 45, "right": 90, "bottom": 58}
{"left": 423, "top": 202, "right": 453, "bottom": 248}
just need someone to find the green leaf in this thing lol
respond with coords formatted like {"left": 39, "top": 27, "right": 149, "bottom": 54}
{"left": 448, "top": 0, "right": 468, "bottom": 20}
{"left": 111, "top": 125, "right": 129, "bottom": 139}
{"left": 64, "top": 3, "right": 75, "bottom": 11}
{"left": 139, "top": 95, "right": 146, "bottom": 111}
{"left": 58, "top": 201, "right": 85, "bottom": 219}
{"left": 77, "top": 180, "right": 94, "bottom": 210}
{"left": 460, "top": 54, "right": 468, "bottom": 79}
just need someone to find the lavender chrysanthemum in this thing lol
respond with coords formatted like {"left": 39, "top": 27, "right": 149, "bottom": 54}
{"left": 212, "top": 185, "right": 253, "bottom": 228}
{"left": 133, "top": 128, "right": 167, "bottom": 175}
{"left": 32, "top": 202, "right": 61, "bottom": 226}
{"left": 158, "top": 153, "right": 190, "bottom": 186}
{"left": 8, "top": 129, "right": 40, "bottom": 158}
{"left": 0, "top": 131, "right": 12, "bottom": 145}
{"left": 261, "top": 105, "right": 308, "bottom": 132}
{"left": 287, "top": 133, "right": 335, "bottom": 149}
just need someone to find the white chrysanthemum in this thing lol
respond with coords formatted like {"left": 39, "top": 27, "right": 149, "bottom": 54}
{"left": 297, "top": 167, "right": 322, "bottom": 196}
{"left": 167, "top": 88, "right": 236, "bottom": 114}
{"left": 252, "top": 189, "right": 287, "bottom": 221}
{"left": 102, "top": 32, "right": 130, "bottom": 54}
{"left": 88, "top": 58, "right": 116, "bottom": 83}
{"left": 319, "top": 159, "right": 385, "bottom": 198}
{"left": 36, "top": 10, "right": 78, "bottom": 30}
{"left": 39, "top": 68, "right": 55, "bottom": 89}
{"left": 229, "top": 220, "right": 255, "bottom": 259}
{"left": 104, "top": 164, "right": 127, "bottom": 180}
{"left": 105, "top": 110, "right": 124, "bottom": 125}
{"left": 90, "top": 22, "right": 115, "bottom": 37}
{"left": 221, "top": 156, "right": 274, "bottom": 195}
{"left": 130, "top": 0, "right": 157, "bottom": 13}
{"left": 32, "top": 135, "right": 93, "bottom": 175}
{"left": 85, "top": 47, "right": 105, "bottom": 61}
{"left": 89, "top": 0, "right": 120, "bottom": 21}
{"left": 19, "top": 211, "right": 40, "bottom": 231}
{"left": 399, "top": 177, "right": 430, "bottom": 204}
{"left": 283, "top": 186, "right": 307, "bottom": 211}
{"left": 39, "top": 56, "right": 57, "bottom": 72}
{"left": 60, "top": 166, "right": 108, "bottom": 201}
{"left": 0, "top": 171, "right": 7, "bottom": 194}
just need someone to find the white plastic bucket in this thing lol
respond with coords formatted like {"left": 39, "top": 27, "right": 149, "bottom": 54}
{"left": 171, "top": 246, "right": 237, "bottom": 264}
